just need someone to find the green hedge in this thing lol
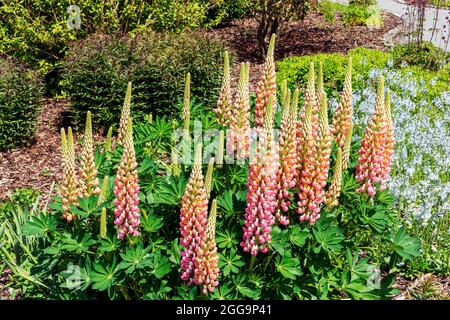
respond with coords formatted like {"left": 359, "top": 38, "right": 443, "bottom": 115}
{"left": 0, "top": 56, "right": 43, "bottom": 150}
{"left": 276, "top": 48, "right": 390, "bottom": 97}
{"left": 62, "top": 32, "right": 226, "bottom": 129}
{"left": 391, "top": 42, "right": 450, "bottom": 72}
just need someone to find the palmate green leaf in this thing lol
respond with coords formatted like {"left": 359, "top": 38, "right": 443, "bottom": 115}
{"left": 69, "top": 195, "right": 103, "bottom": 218}
{"left": 151, "top": 174, "right": 188, "bottom": 206}
{"left": 98, "top": 235, "right": 120, "bottom": 252}
{"left": 312, "top": 221, "right": 344, "bottom": 254}
{"left": 169, "top": 238, "right": 182, "bottom": 265}
{"left": 289, "top": 225, "right": 310, "bottom": 247}
{"left": 275, "top": 254, "right": 302, "bottom": 280}
{"left": 138, "top": 158, "right": 157, "bottom": 176}
{"left": 144, "top": 280, "right": 172, "bottom": 300}
{"left": 360, "top": 207, "right": 389, "bottom": 234}
{"left": 152, "top": 252, "right": 171, "bottom": 279}
{"left": 345, "top": 249, "right": 373, "bottom": 281}
{"left": 216, "top": 228, "right": 238, "bottom": 249}
{"left": 227, "top": 165, "right": 248, "bottom": 190}
{"left": 211, "top": 282, "right": 235, "bottom": 300}
{"left": 217, "top": 190, "right": 234, "bottom": 216}
{"left": 392, "top": 227, "right": 421, "bottom": 260}
{"left": 90, "top": 259, "right": 118, "bottom": 292}
{"left": 141, "top": 210, "right": 163, "bottom": 233}
{"left": 60, "top": 257, "right": 92, "bottom": 291}
{"left": 60, "top": 233, "right": 97, "bottom": 253}
{"left": 118, "top": 244, "right": 152, "bottom": 275}
{"left": 343, "top": 280, "right": 380, "bottom": 300}
{"left": 233, "top": 274, "right": 260, "bottom": 299}
{"left": 173, "top": 283, "right": 197, "bottom": 300}
{"left": 219, "top": 247, "right": 245, "bottom": 277}
{"left": 269, "top": 226, "right": 290, "bottom": 255}
{"left": 22, "top": 212, "right": 57, "bottom": 236}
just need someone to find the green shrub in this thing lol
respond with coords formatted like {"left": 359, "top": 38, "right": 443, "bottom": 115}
{"left": 0, "top": 0, "right": 235, "bottom": 94}
{"left": 62, "top": 32, "right": 226, "bottom": 129}
{"left": 276, "top": 48, "right": 390, "bottom": 96}
{"left": 0, "top": 1, "right": 151, "bottom": 76}
{"left": 342, "top": 5, "right": 370, "bottom": 26}
{"left": 0, "top": 56, "right": 44, "bottom": 150}
{"left": 349, "top": 0, "right": 377, "bottom": 6}
{"left": 391, "top": 42, "right": 450, "bottom": 71}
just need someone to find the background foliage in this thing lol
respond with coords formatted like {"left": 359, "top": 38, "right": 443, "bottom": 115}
{"left": 61, "top": 31, "right": 226, "bottom": 130}
{"left": 0, "top": 56, "right": 44, "bottom": 150}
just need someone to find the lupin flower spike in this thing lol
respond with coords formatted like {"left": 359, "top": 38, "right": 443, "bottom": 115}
{"left": 205, "top": 157, "right": 215, "bottom": 199}
{"left": 194, "top": 199, "right": 220, "bottom": 295}
{"left": 303, "top": 62, "right": 320, "bottom": 139}
{"left": 341, "top": 122, "right": 354, "bottom": 172}
{"left": 254, "top": 34, "right": 277, "bottom": 127}
{"left": 227, "top": 62, "right": 251, "bottom": 159}
{"left": 325, "top": 147, "right": 343, "bottom": 208}
{"left": 113, "top": 118, "right": 140, "bottom": 240}
{"left": 183, "top": 73, "right": 191, "bottom": 136}
{"left": 281, "top": 79, "right": 288, "bottom": 107}
{"left": 297, "top": 92, "right": 332, "bottom": 223}
{"left": 331, "top": 57, "right": 353, "bottom": 148}
{"left": 104, "top": 127, "right": 113, "bottom": 153}
{"left": 355, "top": 76, "right": 389, "bottom": 197}
{"left": 317, "top": 61, "right": 324, "bottom": 105}
{"left": 117, "top": 82, "right": 132, "bottom": 145}
{"left": 60, "top": 127, "right": 79, "bottom": 222}
{"left": 180, "top": 144, "right": 209, "bottom": 284}
{"left": 215, "top": 51, "right": 232, "bottom": 126}
{"left": 241, "top": 96, "right": 278, "bottom": 255}
{"left": 296, "top": 85, "right": 313, "bottom": 186}
{"left": 171, "top": 149, "right": 180, "bottom": 177}
{"left": 79, "top": 111, "right": 101, "bottom": 198}
{"left": 276, "top": 87, "right": 298, "bottom": 225}
{"left": 98, "top": 175, "right": 109, "bottom": 205}
{"left": 100, "top": 207, "right": 107, "bottom": 239}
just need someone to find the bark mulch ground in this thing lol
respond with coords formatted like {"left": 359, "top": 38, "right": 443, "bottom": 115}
{"left": 0, "top": 99, "right": 68, "bottom": 204}
{"left": 205, "top": 11, "right": 402, "bottom": 92}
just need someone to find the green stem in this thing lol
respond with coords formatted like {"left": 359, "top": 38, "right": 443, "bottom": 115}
{"left": 249, "top": 255, "right": 256, "bottom": 270}
{"left": 262, "top": 252, "right": 275, "bottom": 273}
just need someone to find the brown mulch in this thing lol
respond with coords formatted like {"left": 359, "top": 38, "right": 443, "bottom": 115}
{"left": 205, "top": 11, "right": 402, "bottom": 91}
{"left": 0, "top": 99, "right": 108, "bottom": 204}
{"left": 0, "top": 268, "right": 16, "bottom": 300}
{"left": 394, "top": 274, "right": 450, "bottom": 300}
{"left": 0, "top": 99, "right": 69, "bottom": 204}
